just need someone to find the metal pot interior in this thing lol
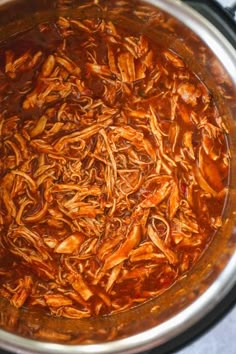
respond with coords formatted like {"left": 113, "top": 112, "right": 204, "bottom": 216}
{"left": 0, "top": 0, "right": 235, "bottom": 353}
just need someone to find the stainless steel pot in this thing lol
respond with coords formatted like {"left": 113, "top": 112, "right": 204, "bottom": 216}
{"left": 0, "top": 0, "right": 235, "bottom": 353}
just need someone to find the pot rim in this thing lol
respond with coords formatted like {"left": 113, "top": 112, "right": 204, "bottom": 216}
{"left": 0, "top": 1, "right": 235, "bottom": 353}
{"left": 1, "top": 252, "right": 236, "bottom": 354}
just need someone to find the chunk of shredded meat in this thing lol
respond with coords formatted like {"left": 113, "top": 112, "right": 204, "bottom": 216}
{"left": 0, "top": 14, "right": 229, "bottom": 319}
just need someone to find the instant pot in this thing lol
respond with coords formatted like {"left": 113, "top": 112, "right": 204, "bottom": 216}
{"left": 0, "top": 0, "right": 235, "bottom": 353}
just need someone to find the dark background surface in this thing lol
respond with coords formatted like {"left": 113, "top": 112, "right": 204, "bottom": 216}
{"left": 0, "top": 0, "right": 235, "bottom": 353}
{"left": 0, "top": 285, "right": 235, "bottom": 354}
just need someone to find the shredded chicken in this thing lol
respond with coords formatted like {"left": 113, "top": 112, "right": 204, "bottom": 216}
{"left": 0, "top": 13, "right": 229, "bottom": 319}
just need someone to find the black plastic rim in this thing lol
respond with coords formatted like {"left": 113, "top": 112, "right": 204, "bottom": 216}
{"left": 182, "top": 0, "right": 236, "bottom": 48}
{"left": 0, "top": 2, "right": 236, "bottom": 354}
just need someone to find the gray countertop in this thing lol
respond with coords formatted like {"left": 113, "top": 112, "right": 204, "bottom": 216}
{"left": 175, "top": 0, "right": 236, "bottom": 351}
{"left": 175, "top": 305, "right": 236, "bottom": 354}
{"left": 0, "top": 1, "right": 235, "bottom": 354}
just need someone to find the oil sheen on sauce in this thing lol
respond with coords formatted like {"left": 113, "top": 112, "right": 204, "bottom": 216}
{"left": 0, "top": 12, "right": 229, "bottom": 318}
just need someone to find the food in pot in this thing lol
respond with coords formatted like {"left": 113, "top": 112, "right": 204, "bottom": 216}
{"left": 0, "top": 14, "right": 229, "bottom": 318}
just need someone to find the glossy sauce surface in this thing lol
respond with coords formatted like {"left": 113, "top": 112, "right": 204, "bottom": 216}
{"left": 0, "top": 14, "right": 229, "bottom": 318}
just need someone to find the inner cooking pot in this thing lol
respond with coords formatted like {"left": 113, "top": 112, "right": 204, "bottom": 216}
{"left": 0, "top": 0, "right": 235, "bottom": 353}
